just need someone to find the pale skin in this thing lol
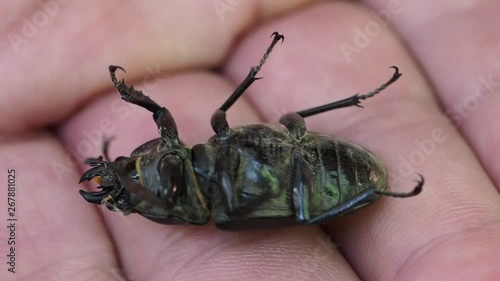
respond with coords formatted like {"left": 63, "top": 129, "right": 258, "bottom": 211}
{"left": 1, "top": 1, "right": 500, "bottom": 280}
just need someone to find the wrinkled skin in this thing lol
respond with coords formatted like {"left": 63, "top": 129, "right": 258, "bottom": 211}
{"left": 1, "top": 1, "right": 500, "bottom": 281}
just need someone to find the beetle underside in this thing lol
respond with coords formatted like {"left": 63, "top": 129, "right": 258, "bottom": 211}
{"left": 79, "top": 32, "right": 423, "bottom": 230}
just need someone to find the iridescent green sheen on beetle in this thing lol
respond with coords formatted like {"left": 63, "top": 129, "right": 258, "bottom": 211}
{"left": 79, "top": 32, "right": 423, "bottom": 230}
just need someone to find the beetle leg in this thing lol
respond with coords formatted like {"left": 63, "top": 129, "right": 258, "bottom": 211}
{"left": 108, "top": 65, "right": 180, "bottom": 146}
{"left": 306, "top": 188, "right": 380, "bottom": 225}
{"left": 291, "top": 151, "right": 315, "bottom": 223}
{"left": 296, "top": 66, "right": 402, "bottom": 118}
{"left": 305, "top": 175, "right": 422, "bottom": 225}
{"left": 156, "top": 154, "right": 185, "bottom": 206}
{"left": 376, "top": 174, "right": 424, "bottom": 198}
{"left": 215, "top": 146, "right": 240, "bottom": 214}
{"left": 211, "top": 109, "right": 233, "bottom": 137}
{"left": 279, "top": 113, "right": 307, "bottom": 140}
{"left": 217, "top": 32, "right": 284, "bottom": 113}
{"left": 211, "top": 32, "right": 284, "bottom": 136}
{"left": 215, "top": 146, "right": 279, "bottom": 217}
{"left": 116, "top": 166, "right": 170, "bottom": 210}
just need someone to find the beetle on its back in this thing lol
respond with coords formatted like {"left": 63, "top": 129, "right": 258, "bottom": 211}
{"left": 79, "top": 32, "right": 423, "bottom": 230}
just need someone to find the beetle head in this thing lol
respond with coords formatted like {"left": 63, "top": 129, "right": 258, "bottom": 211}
{"left": 79, "top": 146, "right": 184, "bottom": 217}
{"left": 78, "top": 137, "right": 210, "bottom": 225}
{"left": 79, "top": 155, "right": 138, "bottom": 214}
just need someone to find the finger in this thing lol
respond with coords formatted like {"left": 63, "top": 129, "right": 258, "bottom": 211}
{"left": 0, "top": 135, "right": 122, "bottom": 280}
{"left": 223, "top": 2, "right": 500, "bottom": 280}
{"left": 362, "top": 1, "right": 500, "bottom": 189}
{"left": 0, "top": 0, "right": 315, "bottom": 134}
{"left": 59, "top": 70, "right": 360, "bottom": 280}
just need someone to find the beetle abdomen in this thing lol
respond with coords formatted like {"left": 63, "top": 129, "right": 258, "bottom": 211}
{"left": 311, "top": 135, "right": 388, "bottom": 214}
{"left": 231, "top": 124, "right": 293, "bottom": 161}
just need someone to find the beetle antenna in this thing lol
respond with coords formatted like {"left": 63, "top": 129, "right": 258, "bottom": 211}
{"left": 84, "top": 156, "right": 104, "bottom": 166}
{"left": 83, "top": 136, "right": 115, "bottom": 167}
{"left": 102, "top": 136, "right": 115, "bottom": 163}
{"left": 376, "top": 174, "right": 424, "bottom": 198}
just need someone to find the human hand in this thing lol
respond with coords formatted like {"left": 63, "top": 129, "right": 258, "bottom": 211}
{"left": 1, "top": 1, "right": 499, "bottom": 280}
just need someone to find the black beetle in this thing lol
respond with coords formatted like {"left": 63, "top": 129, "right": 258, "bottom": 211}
{"left": 79, "top": 32, "right": 423, "bottom": 230}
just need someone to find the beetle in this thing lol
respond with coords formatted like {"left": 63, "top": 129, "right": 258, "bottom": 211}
{"left": 79, "top": 32, "right": 423, "bottom": 230}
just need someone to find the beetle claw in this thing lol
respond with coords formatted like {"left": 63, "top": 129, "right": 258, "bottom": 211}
{"left": 389, "top": 65, "right": 401, "bottom": 77}
{"left": 412, "top": 173, "right": 425, "bottom": 195}
{"left": 79, "top": 166, "right": 101, "bottom": 183}
{"left": 79, "top": 188, "right": 113, "bottom": 204}
{"left": 109, "top": 65, "right": 125, "bottom": 73}
{"left": 271, "top": 31, "right": 284, "bottom": 44}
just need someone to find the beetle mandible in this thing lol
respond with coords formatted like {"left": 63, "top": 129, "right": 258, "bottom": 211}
{"left": 79, "top": 32, "right": 423, "bottom": 230}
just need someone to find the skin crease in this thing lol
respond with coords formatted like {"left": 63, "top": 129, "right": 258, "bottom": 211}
{"left": 0, "top": 0, "right": 499, "bottom": 280}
